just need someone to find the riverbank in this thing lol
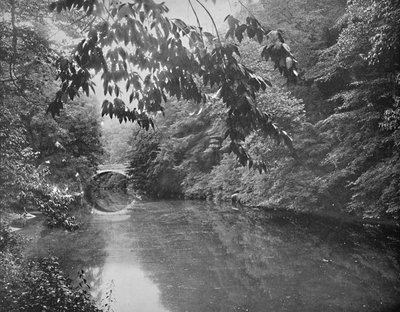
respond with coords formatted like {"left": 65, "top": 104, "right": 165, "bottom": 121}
{"left": 254, "top": 203, "right": 400, "bottom": 229}
{"left": 0, "top": 205, "right": 105, "bottom": 311}
{"left": 185, "top": 191, "right": 400, "bottom": 229}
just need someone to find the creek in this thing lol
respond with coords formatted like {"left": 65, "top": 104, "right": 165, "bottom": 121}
{"left": 24, "top": 189, "right": 400, "bottom": 312}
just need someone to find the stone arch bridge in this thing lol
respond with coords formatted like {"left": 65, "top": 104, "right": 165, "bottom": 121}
{"left": 95, "top": 163, "right": 129, "bottom": 178}
{"left": 86, "top": 164, "right": 130, "bottom": 203}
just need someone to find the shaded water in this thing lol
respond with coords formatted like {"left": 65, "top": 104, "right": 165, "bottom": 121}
{"left": 25, "top": 192, "right": 400, "bottom": 312}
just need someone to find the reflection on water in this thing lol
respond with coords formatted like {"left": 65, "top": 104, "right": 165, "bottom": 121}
{"left": 26, "top": 193, "right": 400, "bottom": 312}
{"left": 90, "top": 187, "right": 134, "bottom": 212}
{"left": 91, "top": 263, "right": 168, "bottom": 312}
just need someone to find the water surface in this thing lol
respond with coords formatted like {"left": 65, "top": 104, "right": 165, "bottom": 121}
{"left": 26, "top": 197, "right": 400, "bottom": 312}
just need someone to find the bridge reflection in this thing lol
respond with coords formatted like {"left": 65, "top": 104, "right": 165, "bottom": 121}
{"left": 86, "top": 164, "right": 136, "bottom": 212}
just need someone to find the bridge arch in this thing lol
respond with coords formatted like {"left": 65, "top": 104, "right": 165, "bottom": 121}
{"left": 85, "top": 165, "right": 131, "bottom": 209}
{"left": 94, "top": 169, "right": 128, "bottom": 178}
{"left": 91, "top": 163, "right": 129, "bottom": 179}
{"left": 87, "top": 165, "right": 130, "bottom": 197}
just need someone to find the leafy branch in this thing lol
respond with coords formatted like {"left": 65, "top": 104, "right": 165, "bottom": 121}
{"left": 48, "top": 0, "right": 299, "bottom": 171}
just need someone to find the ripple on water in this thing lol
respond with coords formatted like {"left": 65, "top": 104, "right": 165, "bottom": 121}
{"left": 25, "top": 200, "right": 400, "bottom": 312}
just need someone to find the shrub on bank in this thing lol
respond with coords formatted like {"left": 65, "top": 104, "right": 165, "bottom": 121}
{"left": 0, "top": 229, "right": 102, "bottom": 312}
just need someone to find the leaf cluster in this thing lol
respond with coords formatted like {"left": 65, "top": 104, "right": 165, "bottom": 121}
{"left": 224, "top": 14, "right": 298, "bottom": 83}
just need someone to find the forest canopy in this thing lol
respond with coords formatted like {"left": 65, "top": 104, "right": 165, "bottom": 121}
{"left": 47, "top": 0, "right": 300, "bottom": 171}
{"left": 38, "top": 0, "right": 400, "bottom": 218}
{"left": 1, "top": 0, "right": 399, "bottom": 220}
{"left": 98, "top": 0, "right": 399, "bottom": 219}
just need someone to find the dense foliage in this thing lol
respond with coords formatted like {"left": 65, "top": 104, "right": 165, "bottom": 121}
{"left": 0, "top": 0, "right": 103, "bottom": 227}
{"left": 0, "top": 235, "right": 102, "bottom": 312}
{"left": 123, "top": 0, "right": 400, "bottom": 220}
{"left": 127, "top": 98, "right": 223, "bottom": 197}
{"left": 306, "top": 0, "right": 400, "bottom": 218}
{"left": 47, "top": 0, "right": 299, "bottom": 170}
{"left": 100, "top": 116, "right": 135, "bottom": 164}
{"left": 1, "top": 1, "right": 104, "bottom": 310}
{"left": 234, "top": 0, "right": 399, "bottom": 219}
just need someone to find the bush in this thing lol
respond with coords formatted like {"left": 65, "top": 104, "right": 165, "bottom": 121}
{"left": 0, "top": 252, "right": 102, "bottom": 312}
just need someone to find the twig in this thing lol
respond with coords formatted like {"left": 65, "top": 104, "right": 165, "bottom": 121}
{"left": 194, "top": 0, "right": 226, "bottom": 69}
{"left": 195, "top": 0, "right": 221, "bottom": 45}
{"left": 188, "top": 0, "right": 204, "bottom": 43}
{"left": 9, "top": 63, "right": 37, "bottom": 104}
{"left": 103, "top": 0, "right": 116, "bottom": 23}
{"left": 10, "top": 0, "right": 17, "bottom": 59}
{"left": 237, "top": 0, "right": 268, "bottom": 34}
{"left": 134, "top": 127, "right": 142, "bottom": 138}
{"left": 0, "top": 78, "right": 15, "bottom": 83}
{"left": 46, "top": 14, "right": 91, "bottom": 41}
{"left": 80, "top": 16, "right": 97, "bottom": 33}
{"left": 8, "top": 0, "right": 36, "bottom": 104}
